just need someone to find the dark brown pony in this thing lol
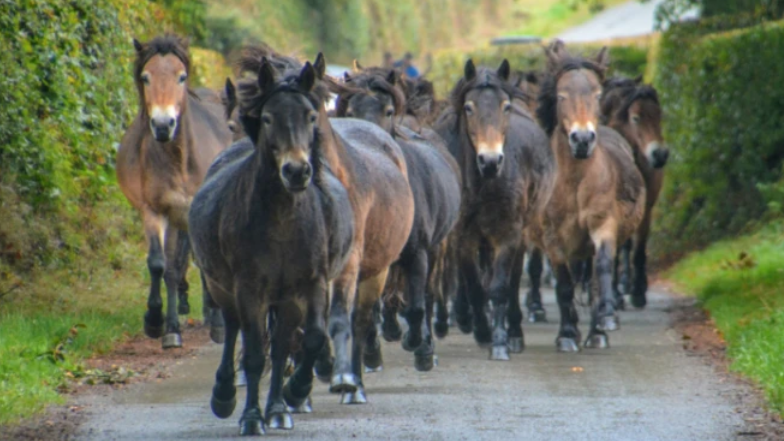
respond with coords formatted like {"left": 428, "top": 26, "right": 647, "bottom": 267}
{"left": 330, "top": 66, "right": 462, "bottom": 371}
{"left": 116, "top": 35, "right": 232, "bottom": 349}
{"left": 535, "top": 40, "right": 646, "bottom": 351}
{"left": 189, "top": 59, "right": 355, "bottom": 435}
{"left": 601, "top": 76, "right": 668, "bottom": 309}
{"left": 434, "top": 59, "right": 556, "bottom": 360}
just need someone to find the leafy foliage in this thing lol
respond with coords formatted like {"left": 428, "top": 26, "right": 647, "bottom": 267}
{"left": 650, "top": 20, "right": 784, "bottom": 257}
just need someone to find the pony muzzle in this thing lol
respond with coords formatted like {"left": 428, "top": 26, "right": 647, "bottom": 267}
{"left": 476, "top": 142, "right": 505, "bottom": 178}
{"left": 568, "top": 128, "right": 597, "bottom": 159}
{"left": 646, "top": 142, "right": 669, "bottom": 168}
{"left": 150, "top": 106, "right": 178, "bottom": 142}
{"left": 280, "top": 160, "right": 313, "bottom": 192}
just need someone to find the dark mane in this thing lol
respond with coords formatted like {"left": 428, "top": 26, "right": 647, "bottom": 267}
{"left": 537, "top": 56, "right": 606, "bottom": 136}
{"left": 234, "top": 47, "right": 331, "bottom": 120}
{"left": 333, "top": 68, "right": 407, "bottom": 117}
{"left": 133, "top": 34, "right": 191, "bottom": 116}
{"left": 449, "top": 66, "right": 527, "bottom": 114}
{"left": 601, "top": 77, "right": 660, "bottom": 123}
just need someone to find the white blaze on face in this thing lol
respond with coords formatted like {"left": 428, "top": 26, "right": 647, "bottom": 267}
{"left": 569, "top": 121, "right": 595, "bottom": 133}
{"left": 150, "top": 105, "right": 178, "bottom": 122}
{"left": 476, "top": 141, "right": 504, "bottom": 156}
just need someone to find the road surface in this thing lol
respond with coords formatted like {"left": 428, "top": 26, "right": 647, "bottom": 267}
{"left": 75, "top": 288, "right": 746, "bottom": 441}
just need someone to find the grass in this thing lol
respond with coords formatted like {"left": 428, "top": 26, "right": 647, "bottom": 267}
{"left": 0, "top": 194, "right": 205, "bottom": 426}
{"left": 666, "top": 220, "right": 784, "bottom": 415}
{"left": 506, "top": 0, "right": 629, "bottom": 38}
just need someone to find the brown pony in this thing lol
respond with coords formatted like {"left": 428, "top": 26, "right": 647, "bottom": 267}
{"left": 535, "top": 40, "right": 646, "bottom": 351}
{"left": 601, "top": 76, "right": 668, "bottom": 309}
{"left": 116, "top": 35, "right": 232, "bottom": 349}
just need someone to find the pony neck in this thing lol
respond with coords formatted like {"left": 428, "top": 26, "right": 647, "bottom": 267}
{"left": 457, "top": 114, "right": 482, "bottom": 195}
{"left": 317, "top": 109, "right": 352, "bottom": 189}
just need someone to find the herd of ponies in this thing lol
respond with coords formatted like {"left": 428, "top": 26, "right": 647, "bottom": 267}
{"left": 115, "top": 34, "right": 669, "bottom": 435}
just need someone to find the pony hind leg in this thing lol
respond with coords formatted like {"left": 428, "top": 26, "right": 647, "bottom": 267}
{"left": 342, "top": 268, "right": 389, "bottom": 405}
{"left": 402, "top": 249, "right": 429, "bottom": 353}
{"left": 210, "top": 306, "right": 240, "bottom": 419}
{"left": 160, "top": 228, "right": 191, "bottom": 349}
{"left": 524, "top": 248, "right": 547, "bottom": 323}
{"left": 200, "top": 272, "right": 225, "bottom": 344}
{"left": 554, "top": 262, "right": 580, "bottom": 352}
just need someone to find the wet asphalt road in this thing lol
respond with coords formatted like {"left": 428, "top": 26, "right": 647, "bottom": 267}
{"left": 75, "top": 288, "right": 745, "bottom": 441}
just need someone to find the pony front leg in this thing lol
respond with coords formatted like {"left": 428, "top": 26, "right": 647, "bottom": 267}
{"left": 459, "top": 251, "right": 491, "bottom": 346}
{"left": 328, "top": 255, "right": 360, "bottom": 395}
{"left": 585, "top": 234, "right": 620, "bottom": 349}
{"left": 266, "top": 305, "right": 301, "bottom": 430}
{"left": 487, "top": 245, "right": 519, "bottom": 361}
{"left": 553, "top": 261, "right": 581, "bottom": 352}
{"left": 210, "top": 305, "right": 240, "bottom": 419}
{"left": 524, "top": 248, "right": 547, "bottom": 323}
{"left": 506, "top": 247, "right": 526, "bottom": 354}
{"left": 236, "top": 282, "right": 268, "bottom": 436}
{"left": 161, "top": 227, "right": 190, "bottom": 349}
{"left": 631, "top": 211, "right": 653, "bottom": 309}
{"left": 143, "top": 211, "right": 165, "bottom": 339}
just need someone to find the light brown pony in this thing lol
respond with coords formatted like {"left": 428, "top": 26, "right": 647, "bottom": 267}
{"left": 535, "top": 40, "right": 646, "bottom": 351}
{"left": 601, "top": 76, "right": 668, "bottom": 309}
{"left": 238, "top": 49, "right": 415, "bottom": 404}
{"left": 116, "top": 35, "right": 232, "bottom": 349}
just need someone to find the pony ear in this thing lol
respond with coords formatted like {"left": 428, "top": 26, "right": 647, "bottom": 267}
{"left": 464, "top": 59, "right": 476, "bottom": 81}
{"left": 633, "top": 74, "right": 644, "bottom": 84}
{"left": 353, "top": 59, "right": 363, "bottom": 72}
{"left": 133, "top": 38, "right": 143, "bottom": 53}
{"left": 595, "top": 46, "right": 610, "bottom": 69}
{"left": 386, "top": 69, "right": 397, "bottom": 86}
{"left": 314, "top": 52, "right": 326, "bottom": 79}
{"left": 299, "top": 62, "right": 316, "bottom": 92}
{"left": 258, "top": 57, "right": 276, "bottom": 92}
{"left": 224, "top": 78, "right": 237, "bottom": 120}
{"left": 497, "top": 59, "right": 511, "bottom": 82}
{"left": 545, "top": 39, "right": 567, "bottom": 70}
{"left": 344, "top": 72, "right": 352, "bottom": 82}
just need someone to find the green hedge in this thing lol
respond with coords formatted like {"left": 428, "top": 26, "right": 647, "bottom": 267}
{"left": 428, "top": 37, "right": 652, "bottom": 99}
{"left": 651, "top": 20, "right": 784, "bottom": 257}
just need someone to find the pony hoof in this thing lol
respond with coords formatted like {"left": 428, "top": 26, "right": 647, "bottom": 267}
{"left": 341, "top": 386, "right": 367, "bottom": 405}
{"left": 414, "top": 353, "right": 435, "bottom": 372}
{"left": 267, "top": 411, "right": 293, "bottom": 430}
{"left": 364, "top": 365, "right": 383, "bottom": 373}
{"left": 314, "top": 357, "right": 334, "bottom": 384}
{"left": 178, "top": 303, "right": 190, "bottom": 315}
{"left": 282, "top": 382, "right": 310, "bottom": 409}
{"left": 434, "top": 320, "right": 449, "bottom": 339}
{"left": 329, "top": 373, "right": 358, "bottom": 394}
{"left": 239, "top": 408, "right": 265, "bottom": 436}
{"left": 631, "top": 292, "right": 647, "bottom": 309}
{"left": 456, "top": 316, "right": 472, "bottom": 334}
{"left": 289, "top": 397, "right": 313, "bottom": 414}
{"left": 382, "top": 322, "right": 403, "bottom": 342}
{"left": 210, "top": 393, "right": 237, "bottom": 419}
{"left": 401, "top": 331, "right": 422, "bottom": 352}
{"left": 473, "top": 326, "right": 492, "bottom": 347}
{"left": 162, "top": 333, "right": 183, "bottom": 349}
{"left": 527, "top": 309, "right": 547, "bottom": 323}
{"left": 363, "top": 344, "right": 383, "bottom": 370}
{"left": 508, "top": 337, "right": 525, "bottom": 353}
{"left": 210, "top": 325, "right": 225, "bottom": 344}
{"left": 144, "top": 323, "right": 164, "bottom": 339}
{"left": 235, "top": 369, "right": 247, "bottom": 387}
{"left": 598, "top": 315, "right": 620, "bottom": 332}
{"left": 490, "top": 345, "right": 510, "bottom": 361}
{"left": 556, "top": 337, "right": 580, "bottom": 353}
{"left": 585, "top": 333, "right": 610, "bottom": 349}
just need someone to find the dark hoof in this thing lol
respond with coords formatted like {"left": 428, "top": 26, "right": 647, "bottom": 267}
{"left": 414, "top": 353, "right": 435, "bottom": 372}
{"left": 598, "top": 315, "right": 620, "bottom": 332}
{"left": 401, "top": 331, "right": 421, "bottom": 352}
{"left": 267, "top": 411, "right": 293, "bottom": 430}
{"left": 162, "top": 333, "right": 183, "bottom": 349}
{"left": 314, "top": 357, "right": 334, "bottom": 384}
{"left": 239, "top": 408, "right": 265, "bottom": 436}
{"left": 178, "top": 303, "right": 190, "bottom": 315}
{"left": 473, "top": 323, "right": 492, "bottom": 347}
{"left": 490, "top": 345, "right": 510, "bottom": 361}
{"left": 341, "top": 386, "right": 367, "bottom": 405}
{"left": 382, "top": 319, "right": 403, "bottom": 342}
{"left": 329, "top": 373, "right": 358, "bottom": 394}
{"left": 434, "top": 320, "right": 449, "bottom": 339}
{"left": 235, "top": 369, "right": 247, "bottom": 387}
{"left": 456, "top": 315, "right": 472, "bottom": 334}
{"left": 631, "top": 292, "right": 647, "bottom": 309}
{"left": 289, "top": 397, "right": 312, "bottom": 414}
{"left": 363, "top": 341, "right": 383, "bottom": 370}
{"left": 143, "top": 312, "right": 164, "bottom": 339}
{"left": 527, "top": 309, "right": 547, "bottom": 323}
{"left": 210, "top": 325, "right": 225, "bottom": 344}
{"left": 282, "top": 382, "right": 310, "bottom": 409}
{"left": 508, "top": 336, "right": 524, "bottom": 353}
{"left": 210, "top": 392, "right": 237, "bottom": 419}
{"left": 584, "top": 332, "right": 610, "bottom": 349}
{"left": 556, "top": 337, "right": 580, "bottom": 353}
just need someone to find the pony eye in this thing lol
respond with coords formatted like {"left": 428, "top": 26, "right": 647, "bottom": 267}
{"left": 261, "top": 115, "right": 272, "bottom": 125}
{"left": 631, "top": 115, "right": 641, "bottom": 124}
{"left": 557, "top": 94, "right": 567, "bottom": 102}
{"left": 309, "top": 113, "right": 317, "bottom": 124}
{"left": 179, "top": 73, "right": 187, "bottom": 84}
{"left": 141, "top": 73, "right": 150, "bottom": 85}
{"left": 386, "top": 108, "right": 394, "bottom": 118}
{"left": 463, "top": 104, "right": 473, "bottom": 115}
{"left": 503, "top": 102, "right": 512, "bottom": 113}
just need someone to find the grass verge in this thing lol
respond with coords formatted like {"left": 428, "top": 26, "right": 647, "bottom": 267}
{"left": 506, "top": 0, "right": 628, "bottom": 38}
{"left": 666, "top": 220, "right": 784, "bottom": 415}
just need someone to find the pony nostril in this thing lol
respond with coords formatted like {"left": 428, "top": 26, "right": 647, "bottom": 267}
{"left": 477, "top": 155, "right": 486, "bottom": 166}
{"left": 498, "top": 154, "right": 505, "bottom": 165}
{"left": 168, "top": 117, "right": 176, "bottom": 128}
{"left": 569, "top": 132, "right": 579, "bottom": 144}
{"left": 587, "top": 131, "right": 596, "bottom": 143}
{"left": 302, "top": 162, "right": 312, "bottom": 177}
